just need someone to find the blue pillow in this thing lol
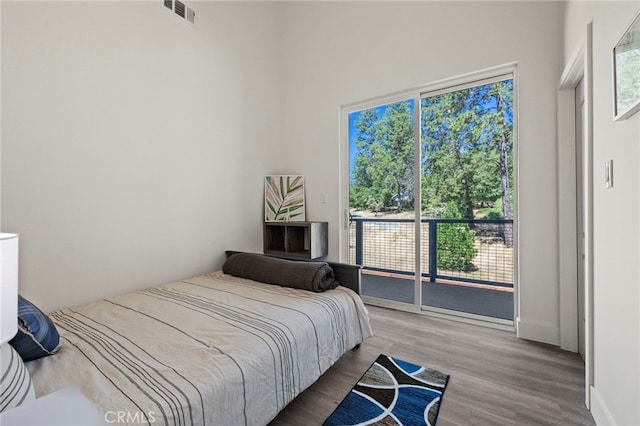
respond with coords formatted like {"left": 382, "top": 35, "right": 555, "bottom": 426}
{"left": 9, "top": 296, "right": 61, "bottom": 361}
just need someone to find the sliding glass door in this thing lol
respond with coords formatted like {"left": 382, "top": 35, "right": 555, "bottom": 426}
{"left": 344, "top": 67, "right": 516, "bottom": 324}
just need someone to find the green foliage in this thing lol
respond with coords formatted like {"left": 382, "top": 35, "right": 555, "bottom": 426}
{"left": 437, "top": 202, "right": 477, "bottom": 271}
{"left": 476, "top": 198, "right": 504, "bottom": 219}
{"left": 421, "top": 80, "right": 514, "bottom": 219}
{"left": 350, "top": 80, "right": 514, "bottom": 220}
{"left": 366, "top": 196, "right": 383, "bottom": 215}
{"left": 468, "top": 150, "right": 501, "bottom": 207}
{"left": 350, "top": 101, "right": 414, "bottom": 212}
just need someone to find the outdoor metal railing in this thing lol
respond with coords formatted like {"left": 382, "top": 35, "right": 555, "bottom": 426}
{"left": 349, "top": 217, "right": 514, "bottom": 287}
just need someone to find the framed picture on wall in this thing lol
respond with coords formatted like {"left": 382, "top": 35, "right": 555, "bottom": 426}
{"left": 264, "top": 175, "right": 306, "bottom": 222}
{"left": 613, "top": 11, "right": 640, "bottom": 121}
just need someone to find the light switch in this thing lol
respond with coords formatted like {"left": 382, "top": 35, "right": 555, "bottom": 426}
{"left": 605, "top": 159, "right": 613, "bottom": 188}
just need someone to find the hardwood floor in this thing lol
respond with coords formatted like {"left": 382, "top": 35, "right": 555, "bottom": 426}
{"left": 270, "top": 305, "right": 595, "bottom": 426}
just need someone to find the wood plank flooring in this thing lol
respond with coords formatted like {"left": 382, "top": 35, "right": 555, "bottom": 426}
{"left": 270, "top": 305, "right": 595, "bottom": 426}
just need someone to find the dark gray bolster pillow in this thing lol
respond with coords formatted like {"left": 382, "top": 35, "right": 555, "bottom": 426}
{"left": 222, "top": 253, "right": 339, "bottom": 292}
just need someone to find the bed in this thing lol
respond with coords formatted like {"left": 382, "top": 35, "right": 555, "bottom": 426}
{"left": 24, "top": 255, "right": 372, "bottom": 426}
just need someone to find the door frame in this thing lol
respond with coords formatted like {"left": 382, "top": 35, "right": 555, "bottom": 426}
{"left": 557, "top": 22, "right": 594, "bottom": 408}
{"left": 339, "top": 63, "right": 519, "bottom": 330}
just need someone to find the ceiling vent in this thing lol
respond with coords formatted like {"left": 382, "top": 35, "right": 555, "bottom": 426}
{"left": 163, "top": 0, "right": 196, "bottom": 28}
{"left": 174, "top": 0, "right": 185, "bottom": 18}
{"left": 186, "top": 7, "right": 196, "bottom": 25}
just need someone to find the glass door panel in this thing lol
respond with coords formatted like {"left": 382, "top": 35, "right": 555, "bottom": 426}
{"left": 348, "top": 99, "right": 416, "bottom": 306}
{"left": 420, "top": 78, "right": 515, "bottom": 321}
{"left": 342, "top": 70, "right": 516, "bottom": 325}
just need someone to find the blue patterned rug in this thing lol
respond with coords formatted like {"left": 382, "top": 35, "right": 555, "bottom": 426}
{"left": 324, "top": 354, "right": 449, "bottom": 426}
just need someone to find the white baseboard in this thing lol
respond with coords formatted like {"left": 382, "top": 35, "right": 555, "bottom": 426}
{"left": 516, "top": 318, "right": 559, "bottom": 345}
{"left": 590, "top": 385, "right": 616, "bottom": 426}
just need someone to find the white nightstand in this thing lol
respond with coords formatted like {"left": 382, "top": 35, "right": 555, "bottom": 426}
{"left": 0, "top": 386, "right": 107, "bottom": 426}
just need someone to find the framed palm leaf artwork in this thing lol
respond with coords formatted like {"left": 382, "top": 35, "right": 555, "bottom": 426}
{"left": 265, "top": 175, "right": 306, "bottom": 222}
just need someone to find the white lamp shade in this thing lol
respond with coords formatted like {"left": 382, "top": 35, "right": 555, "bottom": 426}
{"left": 0, "top": 233, "right": 18, "bottom": 345}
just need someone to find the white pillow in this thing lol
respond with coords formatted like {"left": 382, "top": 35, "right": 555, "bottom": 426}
{"left": 0, "top": 343, "right": 36, "bottom": 412}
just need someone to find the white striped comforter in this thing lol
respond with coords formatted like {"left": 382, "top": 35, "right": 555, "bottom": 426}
{"left": 27, "top": 271, "right": 372, "bottom": 426}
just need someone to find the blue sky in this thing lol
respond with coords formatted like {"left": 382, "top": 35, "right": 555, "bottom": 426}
{"left": 348, "top": 101, "right": 414, "bottom": 179}
{"left": 348, "top": 81, "right": 513, "bottom": 180}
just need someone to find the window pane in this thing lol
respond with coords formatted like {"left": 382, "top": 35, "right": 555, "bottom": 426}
{"left": 348, "top": 99, "right": 416, "bottom": 305}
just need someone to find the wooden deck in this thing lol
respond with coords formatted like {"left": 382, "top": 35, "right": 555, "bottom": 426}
{"left": 360, "top": 270, "right": 514, "bottom": 320}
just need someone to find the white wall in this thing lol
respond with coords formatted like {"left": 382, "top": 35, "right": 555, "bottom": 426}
{"left": 3, "top": 2, "right": 639, "bottom": 422}
{"left": 1, "top": 1, "right": 280, "bottom": 312}
{"left": 277, "top": 1, "right": 564, "bottom": 343}
{"left": 564, "top": 2, "right": 640, "bottom": 425}
{"left": 7, "top": 10, "right": 636, "bottom": 416}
